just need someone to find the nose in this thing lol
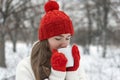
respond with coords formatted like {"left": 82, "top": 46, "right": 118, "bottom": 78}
{"left": 60, "top": 42, "right": 68, "bottom": 48}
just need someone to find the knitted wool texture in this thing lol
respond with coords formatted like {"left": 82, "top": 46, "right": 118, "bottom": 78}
{"left": 51, "top": 50, "right": 67, "bottom": 72}
{"left": 38, "top": 0, "right": 74, "bottom": 41}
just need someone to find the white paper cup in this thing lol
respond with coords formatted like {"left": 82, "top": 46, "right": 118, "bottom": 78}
{"left": 58, "top": 46, "right": 74, "bottom": 67}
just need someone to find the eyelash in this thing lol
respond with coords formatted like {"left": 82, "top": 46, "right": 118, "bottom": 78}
{"left": 55, "top": 38, "right": 61, "bottom": 40}
{"left": 66, "top": 37, "right": 71, "bottom": 40}
{"left": 55, "top": 37, "right": 72, "bottom": 41}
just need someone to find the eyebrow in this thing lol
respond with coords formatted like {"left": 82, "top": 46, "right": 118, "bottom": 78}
{"left": 57, "top": 35, "right": 71, "bottom": 37}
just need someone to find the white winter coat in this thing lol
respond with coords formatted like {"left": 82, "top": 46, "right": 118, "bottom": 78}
{"left": 16, "top": 56, "right": 87, "bottom": 80}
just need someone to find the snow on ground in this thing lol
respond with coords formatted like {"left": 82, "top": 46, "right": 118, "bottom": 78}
{"left": 0, "top": 41, "right": 120, "bottom": 80}
{"left": 0, "top": 41, "right": 31, "bottom": 80}
{"left": 79, "top": 45, "right": 120, "bottom": 80}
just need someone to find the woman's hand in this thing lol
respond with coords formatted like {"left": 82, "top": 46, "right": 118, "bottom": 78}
{"left": 51, "top": 49, "right": 67, "bottom": 72}
{"left": 66, "top": 45, "right": 80, "bottom": 71}
{"left": 65, "top": 45, "right": 80, "bottom": 80}
{"left": 49, "top": 50, "right": 67, "bottom": 80}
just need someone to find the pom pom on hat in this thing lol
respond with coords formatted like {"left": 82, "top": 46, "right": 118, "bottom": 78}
{"left": 44, "top": 0, "right": 59, "bottom": 13}
{"left": 38, "top": 0, "right": 74, "bottom": 41}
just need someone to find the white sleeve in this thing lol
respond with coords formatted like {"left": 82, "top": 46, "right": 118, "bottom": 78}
{"left": 49, "top": 68, "right": 66, "bottom": 80}
{"left": 66, "top": 67, "right": 87, "bottom": 80}
{"left": 66, "top": 70, "right": 79, "bottom": 80}
{"left": 16, "top": 58, "right": 35, "bottom": 80}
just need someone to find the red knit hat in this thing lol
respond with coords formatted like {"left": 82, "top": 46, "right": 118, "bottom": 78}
{"left": 38, "top": 0, "right": 74, "bottom": 41}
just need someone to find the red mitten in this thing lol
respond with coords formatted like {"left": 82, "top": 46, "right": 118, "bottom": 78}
{"left": 51, "top": 49, "right": 68, "bottom": 72}
{"left": 66, "top": 45, "right": 80, "bottom": 71}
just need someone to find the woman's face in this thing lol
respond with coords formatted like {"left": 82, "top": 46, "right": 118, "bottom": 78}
{"left": 48, "top": 33, "right": 72, "bottom": 50}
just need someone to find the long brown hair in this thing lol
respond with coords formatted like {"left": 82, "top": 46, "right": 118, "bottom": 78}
{"left": 31, "top": 40, "right": 52, "bottom": 80}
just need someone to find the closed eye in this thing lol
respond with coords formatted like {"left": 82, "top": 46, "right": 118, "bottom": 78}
{"left": 55, "top": 38, "right": 62, "bottom": 41}
{"left": 66, "top": 37, "right": 72, "bottom": 40}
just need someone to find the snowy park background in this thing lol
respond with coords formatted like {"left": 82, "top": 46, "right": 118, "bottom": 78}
{"left": 0, "top": 41, "right": 120, "bottom": 80}
{"left": 0, "top": 0, "right": 120, "bottom": 80}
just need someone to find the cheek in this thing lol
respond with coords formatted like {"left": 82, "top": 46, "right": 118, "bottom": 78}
{"left": 51, "top": 44, "right": 58, "bottom": 49}
{"left": 48, "top": 40, "right": 59, "bottom": 50}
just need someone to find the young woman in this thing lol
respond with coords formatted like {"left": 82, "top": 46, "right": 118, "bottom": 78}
{"left": 16, "top": 0, "right": 87, "bottom": 80}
